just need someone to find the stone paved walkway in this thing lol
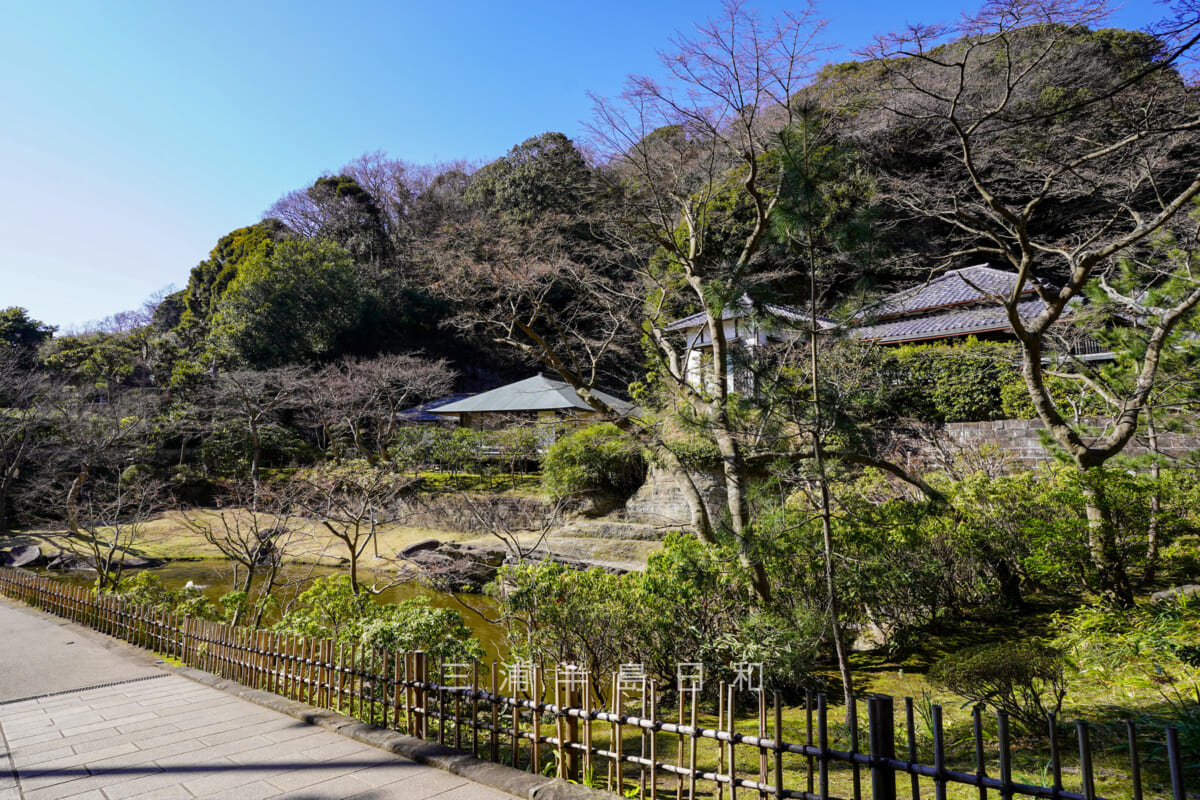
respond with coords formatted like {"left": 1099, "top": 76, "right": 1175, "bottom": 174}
{"left": 0, "top": 596, "right": 521, "bottom": 800}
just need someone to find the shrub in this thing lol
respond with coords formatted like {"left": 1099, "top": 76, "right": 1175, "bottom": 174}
{"left": 1000, "top": 376, "right": 1109, "bottom": 420}
{"left": 541, "top": 423, "right": 646, "bottom": 501}
{"left": 113, "top": 572, "right": 220, "bottom": 619}
{"left": 882, "top": 340, "right": 1020, "bottom": 423}
{"left": 274, "top": 575, "right": 482, "bottom": 664}
{"left": 929, "top": 642, "right": 1068, "bottom": 732}
{"left": 492, "top": 535, "right": 822, "bottom": 700}
{"left": 273, "top": 574, "right": 382, "bottom": 639}
{"left": 357, "top": 600, "right": 484, "bottom": 663}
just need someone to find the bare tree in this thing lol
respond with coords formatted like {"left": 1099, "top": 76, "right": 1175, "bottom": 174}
{"left": 0, "top": 348, "right": 55, "bottom": 531}
{"left": 857, "top": 0, "right": 1200, "bottom": 604}
{"left": 45, "top": 386, "right": 156, "bottom": 535}
{"left": 206, "top": 367, "right": 307, "bottom": 496}
{"left": 290, "top": 461, "right": 418, "bottom": 594}
{"left": 177, "top": 479, "right": 300, "bottom": 626}
{"left": 297, "top": 353, "right": 454, "bottom": 463}
{"left": 67, "top": 472, "right": 164, "bottom": 591}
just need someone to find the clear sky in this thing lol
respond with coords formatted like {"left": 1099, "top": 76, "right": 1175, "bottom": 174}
{"left": 0, "top": 0, "right": 1163, "bottom": 333}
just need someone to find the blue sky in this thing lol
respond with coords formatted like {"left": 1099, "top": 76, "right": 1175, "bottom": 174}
{"left": 0, "top": 0, "right": 1164, "bottom": 332}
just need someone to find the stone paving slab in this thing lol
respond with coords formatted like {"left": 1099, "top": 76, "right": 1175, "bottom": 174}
{"left": 0, "top": 594, "right": 610, "bottom": 800}
{"left": 0, "top": 674, "right": 523, "bottom": 799}
{"left": 0, "top": 597, "right": 526, "bottom": 800}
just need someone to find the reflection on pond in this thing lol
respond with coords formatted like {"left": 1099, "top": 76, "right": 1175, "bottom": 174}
{"left": 46, "top": 559, "right": 509, "bottom": 661}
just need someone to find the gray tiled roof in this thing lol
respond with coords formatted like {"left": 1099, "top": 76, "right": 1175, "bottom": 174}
{"left": 856, "top": 265, "right": 1039, "bottom": 321}
{"left": 854, "top": 298, "right": 1048, "bottom": 343}
{"left": 666, "top": 296, "right": 833, "bottom": 331}
{"left": 397, "top": 393, "right": 476, "bottom": 422}
{"left": 429, "top": 374, "right": 637, "bottom": 417}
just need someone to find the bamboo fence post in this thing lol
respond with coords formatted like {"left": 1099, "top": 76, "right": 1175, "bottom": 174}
{"left": 437, "top": 657, "right": 446, "bottom": 745}
{"left": 688, "top": 684, "right": 699, "bottom": 800}
{"left": 850, "top": 695, "right": 862, "bottom": 800}
{"left": 613, "top": 672, "right": 624, "bottom": 792}
{"left": 566, "top": 673, "right": 581, "bottom": 782}
{"left": 718, "top": 683, "right": 726, "bottom": 800}
{"left": 638, "top": 676, "right": 648, "bottom": 800}
{"left": 472, "top": 660, "right": 480, "bottom": 756}
{"left": 649, "top": 680, "right": 658, "bottom": 800}
{"left": 258, "top": 630, "right": 268, "bottom": 691}
{"left": 773, "top": 692, "right": 784, "bottom": 800}
{"left": 406, "top": 652, "right": 416, "bottom": 736}
{"left": 369, "top": 647, "right": 377, "bottom": 724}
{"left": 531, "top": 665, "right": 542, "bottom": 774}
{"left": 677, "top": 689, "right": 686, "bottom": 799}
{"left": 416, "top": 651, "right": 429, "bottom": 740}
{"left": 455, "top": 661, "right": 463, "bottom": 751}
{"left": 728, "top": 684, "right": 738, "bottom": 800}
{"left": 511, "top": 662, "right": 521, "bottom": 771}
{"left": 584, "top": 672, "right": 593, "bottom": 785}
{"left": 758, "top": 689, "right": 767, "bottom": 800}
{"left": 490, "top": 660, "right": 500, "bottom": 763}
{"left": 555, "top": 676, "right": 566, "bottom": 779}
{"left": 393, "top": 650, "right": 403, "bottom": 730}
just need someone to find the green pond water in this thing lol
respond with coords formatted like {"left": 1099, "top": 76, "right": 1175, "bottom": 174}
{"left": 47, "top": 560, "right": 510, "bottom": 661}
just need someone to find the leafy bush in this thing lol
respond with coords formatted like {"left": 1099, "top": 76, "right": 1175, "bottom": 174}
{"left": 664, "top": 435, "right": 724, "bottom": 472}
{"left": 882, "top": 340, "right": 1020, "bottom": 423}
{"left": 273, "top": 575, "right": 382, "bottom": 639}
{"left": 494, "top": 560, "right": 640, "bottom": 683}
{"left": 541, "top": 423, "right": 646, "bottom": 501}
{"left": 999, "top": 376, "right": 1109, "bottom": 420}
{"left": 929, "top": 642, "right": 1068, "bottom": 732}
{"left": 273, "top": 575, "right": 482, "bottom": 663}
{"left": 357, "top": 600, "right": 484, "bottom": 663}
{"left": 492, "top": 535, "right": 821, "bottom": 700}
{"left": 113, "top": 572, "right": 221, "bottom": 619}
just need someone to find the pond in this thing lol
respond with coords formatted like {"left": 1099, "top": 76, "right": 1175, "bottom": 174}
{"left": 45, "top": 560, "right": 511, "bottom": 661}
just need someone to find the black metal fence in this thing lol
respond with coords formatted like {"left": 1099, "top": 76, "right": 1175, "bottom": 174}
{"left": 0, "top": 567, "right": 1190, "bottom": 800}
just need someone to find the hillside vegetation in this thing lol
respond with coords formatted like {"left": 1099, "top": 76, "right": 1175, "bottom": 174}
{"left": 3, "top": 1, "right": 1200, "bottom": 791}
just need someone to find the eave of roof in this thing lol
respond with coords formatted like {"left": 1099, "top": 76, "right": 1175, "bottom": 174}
{"left": 428, "top": 374, "right": 636, "bottom": 417}
{"left": 666, "top": 296, "right": 833, "bottom": 331}
{"left": 853, "top": 298, "right": 1048, "bottom": 343}
{"left": 396, "top": 393, "right": 476, "bottom": 422}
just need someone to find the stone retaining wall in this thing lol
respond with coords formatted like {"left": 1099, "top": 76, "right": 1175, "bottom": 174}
{"left": 624, "top": 466, "right": 727, "bottom": 528}
{"left": 941, "top": 417, "right": 1200, "bottom": 466}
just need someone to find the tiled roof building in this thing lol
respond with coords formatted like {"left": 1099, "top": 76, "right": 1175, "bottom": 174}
{"left": 852, "top": 265, "right": 1049, "bottom": 344}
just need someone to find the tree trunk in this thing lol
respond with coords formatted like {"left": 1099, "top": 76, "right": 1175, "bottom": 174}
{"left": 65, "top": 466, "right": 89, "bottom": 535}
{"left": 711, "top": 427, "right": 773, "bottom": 604}
{"left": 993, "top": 556, "right": 1026, "bottom": 611}
{"left": 231, "top": 565, "right": 256, "bottom": 627}
{"left": 1145, "top": 415, "right": 1162, "bottom": 585}
{"left": 1079, "top": 476, "right": 1135, "bottom": 607}
{"left": 0, "top": 478, "right": 9, "bottom": 531}
{"left": 818, "top": 469, "right": 855, "bottom": 719}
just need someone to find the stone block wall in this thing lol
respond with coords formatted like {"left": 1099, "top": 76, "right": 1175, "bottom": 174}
{"left": 940, "top": 417, "right": 1200, "bottom": 467}
{"left": 624, "top": 466, "right": 727, "bottom": 528}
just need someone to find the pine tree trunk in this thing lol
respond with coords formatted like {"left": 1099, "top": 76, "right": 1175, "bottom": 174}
{"left": 1080, "top": 477, "right": 1135, "bottom": 607}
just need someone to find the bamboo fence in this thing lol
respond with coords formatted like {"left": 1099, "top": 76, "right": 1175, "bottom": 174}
{"left": 0, "top": 567, "right": 1189, "bottom": 800}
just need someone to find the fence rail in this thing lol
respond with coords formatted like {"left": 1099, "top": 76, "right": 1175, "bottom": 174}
{"left": 0, "top": 567, "right": 1189, "bottom": 800}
